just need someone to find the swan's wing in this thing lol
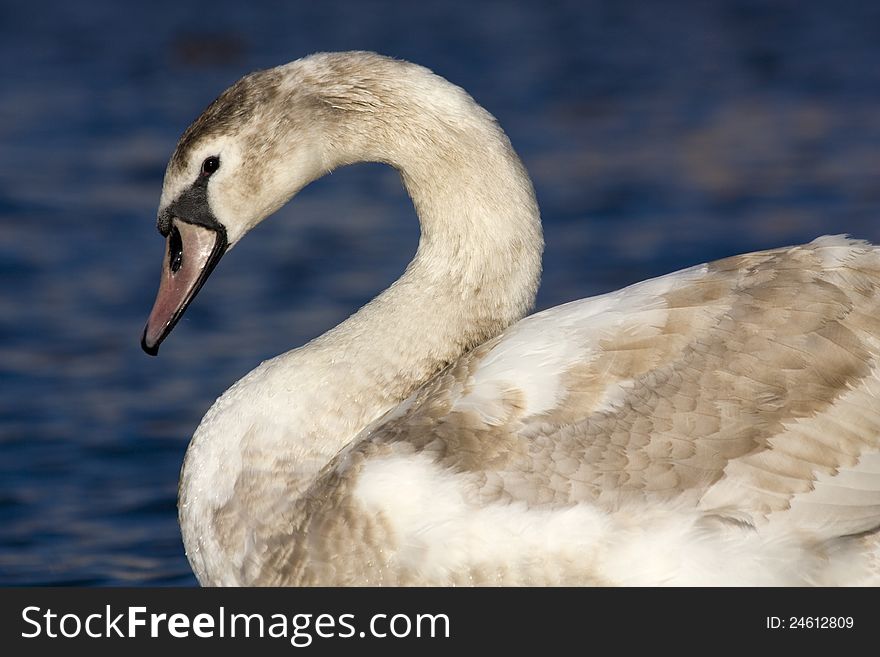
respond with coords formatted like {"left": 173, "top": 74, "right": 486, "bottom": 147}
{"left": 351, "top": 235, "right": 880, "bottom": 538}
{"left": 258, "top": 236, "right": 880, "bottom": 585}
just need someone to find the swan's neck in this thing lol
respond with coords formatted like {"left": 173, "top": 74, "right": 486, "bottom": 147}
{"left": 314, "top": 154, "right": 542, "bottom": 408}
{"left": 179, "top": 63, "right": 542, "bottom": 583}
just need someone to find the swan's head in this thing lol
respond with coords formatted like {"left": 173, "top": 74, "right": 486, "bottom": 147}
{"left": 141, "top": 59, "right": 334, "bottom": 355}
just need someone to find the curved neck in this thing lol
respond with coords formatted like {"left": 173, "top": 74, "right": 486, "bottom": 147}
{"left": 309, "top": 71, "right": 544, "bottom": 413}
{"left": 240, "top": 73, "right": 543, "bottom": 480}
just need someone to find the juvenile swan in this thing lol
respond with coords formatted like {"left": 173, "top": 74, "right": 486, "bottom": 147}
{"left": 143, "top": 51, "right": 880, "bottom": 585}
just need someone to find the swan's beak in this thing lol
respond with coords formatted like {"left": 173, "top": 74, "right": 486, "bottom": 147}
{"left": 141, "top": 219, "right": 227, "bottom": 356}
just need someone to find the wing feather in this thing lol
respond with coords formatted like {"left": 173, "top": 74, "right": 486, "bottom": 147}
{"left": 355, "top": 236, "right": 880, "bottom": 539}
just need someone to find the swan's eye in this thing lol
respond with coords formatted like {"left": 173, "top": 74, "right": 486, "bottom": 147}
{"left": 201, "top": 156, "right": 220, "bottom": 176}
{"left": 169, "top": 225, "right": 183, "bottom": 273}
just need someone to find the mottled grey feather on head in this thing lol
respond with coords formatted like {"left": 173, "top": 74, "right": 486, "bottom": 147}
{"left": 168, "top": 67, "right": 286, "bottom": 176}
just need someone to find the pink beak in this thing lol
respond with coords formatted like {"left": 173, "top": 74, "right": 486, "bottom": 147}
{"left": 141, "top": 219, "right": 226, "bottom": 355}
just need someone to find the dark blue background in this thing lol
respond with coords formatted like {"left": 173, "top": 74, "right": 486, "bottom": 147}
{"left": 1, "top": 0, "right": 879, "bottom": 585}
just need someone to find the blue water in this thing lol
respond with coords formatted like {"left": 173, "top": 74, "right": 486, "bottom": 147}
{"left": 2, "top": 0, "right": 880, "bottom": 585}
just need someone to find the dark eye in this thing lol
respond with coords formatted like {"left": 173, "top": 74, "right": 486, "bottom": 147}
{"left": 169, "top": 225, "right": 183, "bottom": 273}
{"left": 201, "top": 156, "right": 220, "bottom": 176}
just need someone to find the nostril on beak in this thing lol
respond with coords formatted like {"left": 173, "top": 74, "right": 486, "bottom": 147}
{"left": 169, "top": 225, "right": 183, "bottom": 273}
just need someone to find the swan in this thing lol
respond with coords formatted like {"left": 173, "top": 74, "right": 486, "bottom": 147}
{"left": 142, "top": 51, "right": 880, "bottom": 586}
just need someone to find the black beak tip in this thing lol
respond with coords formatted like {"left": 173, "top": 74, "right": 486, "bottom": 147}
{"left": 141, "top": 327, "right": 160, "bottom": 357}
